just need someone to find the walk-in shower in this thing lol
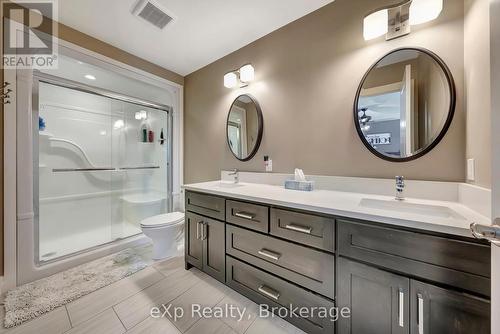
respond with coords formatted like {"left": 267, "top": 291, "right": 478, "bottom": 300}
{"left": 33, "top": 71, "right": 173, "bottom": 263}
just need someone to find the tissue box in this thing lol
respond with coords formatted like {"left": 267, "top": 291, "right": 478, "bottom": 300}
{"left": 284, "top": 179, "right": 314, "bottom": 192}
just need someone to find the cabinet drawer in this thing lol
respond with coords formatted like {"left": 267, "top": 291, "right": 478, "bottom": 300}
{"left": 226, "top": 225, "right": 334, "bottom": 299}
{"left": 338, "top": 220, "right": 491, "bottom": 296}
{"left": 270, "top": 208, "right": 335, "bottom": 252}
{"left": 226, "top": 256, "right": 335, "bottom": 334}
{"left": 185, "top": 191, "right": 225, "bottom": 221}
{"left": 226, "top": 200, "right": 269, "bottom": 233}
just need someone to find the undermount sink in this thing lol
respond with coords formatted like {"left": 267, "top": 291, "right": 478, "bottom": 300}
{"left": 359, "top": 198, "right": 466, "bottom": 220}
{"left": 216, "top": 182, "right": 245, "bottom": 189}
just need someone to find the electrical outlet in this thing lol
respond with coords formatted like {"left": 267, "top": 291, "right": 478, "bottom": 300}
{"left": 467, "top": 158, "right": 475, "bottom": 181}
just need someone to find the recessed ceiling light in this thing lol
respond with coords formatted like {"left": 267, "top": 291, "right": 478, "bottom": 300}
{"left": 84, "top": 74, "right": 96, "bottom": 80}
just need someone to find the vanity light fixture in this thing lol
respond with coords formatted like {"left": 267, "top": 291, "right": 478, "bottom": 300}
{"left": 224, "top": 64, "right": 255, "bottom": 88}
{"left": 363, "top": 0, "right": 443, "bottom": 41}
{"left": 224, "top": 72, "right": 238, "bottom": 88}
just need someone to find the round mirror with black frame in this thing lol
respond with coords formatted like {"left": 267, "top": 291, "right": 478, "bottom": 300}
{"left": 226, "top": 94, "right": 263, "bottom": 161}
{"left": 354, "top": 47, "right": 456, "bottom": 162}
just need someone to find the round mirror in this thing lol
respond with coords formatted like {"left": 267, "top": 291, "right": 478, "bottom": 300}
{"left": 354, "top": 48, "right": 456, "bottom": 162}
{"left": 227, "top": 94, "right": 263, "bottom": 161}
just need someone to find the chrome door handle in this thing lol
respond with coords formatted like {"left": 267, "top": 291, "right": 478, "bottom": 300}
{"left": 470, "top": 222, "right": 500, "bottom": 246}
{"left": 196, "top": 221, "right": 202, "bottom": 240}
{"left": 234, "top": 212, "right": 255, "bottom": 220}
{"left": 418, "top": 294, "right": 424, "bottom": 334}
{"left": 398, "top": 289, "right": 404, "bottom": 328}
{"left": 258, "top": 249, "right": 281, "bottom": 261}
{"left": 202, "top": 222, "right": 208, "bottom": 240}
{"left": 285, "top": 223, "right": 312, "bottom": 234}
{"left": 258, "top": 285, "right": 280, "bottom": 301}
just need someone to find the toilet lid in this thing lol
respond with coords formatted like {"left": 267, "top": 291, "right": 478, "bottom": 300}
{"left": 140, "top": 212, "right": 184, "bottom": 228}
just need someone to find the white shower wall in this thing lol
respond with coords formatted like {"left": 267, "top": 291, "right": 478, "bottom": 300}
{"left": 38, "top": 82, "right": 170, "bottom": 261}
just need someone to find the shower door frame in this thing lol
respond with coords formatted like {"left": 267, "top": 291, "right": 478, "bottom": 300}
{"left": 3, "top": 29, "right": 183, "bottom": 290}
{"left": 32, "top": 71, "right": 174, "bottom": 266}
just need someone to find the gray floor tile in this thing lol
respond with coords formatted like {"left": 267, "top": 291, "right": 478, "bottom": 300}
{"left": 216, "top": 290, "right": 259, "bottom": 334}
{"left": 64, "top": 309, "right": 125, "bottom": 334}
{"left": 125, "top": 316, "right": 181, "bottom": 334}
{"left": 66, "top": 266, "right": 164, "bottom": 326}
{"left": 114, "top": 268, "right": 201, "bottom": 330}
{"left": 245, "top": 316, "right": 306, "bottom": 334}
{"left": 166, "top": 275, "right": 228, "bottom": 332}
{"left": 153, "top": 256, "right": 185, "bottom": 277}
{"left": 185, "top": 318, "right": 237, "bottom": 334}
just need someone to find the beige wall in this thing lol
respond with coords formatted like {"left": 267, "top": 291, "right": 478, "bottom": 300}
{"left": 184, "top": 0, "right": 466, "bottom": 184}
{"left": 464, "top": 0, "right": 491, "bottom": 188}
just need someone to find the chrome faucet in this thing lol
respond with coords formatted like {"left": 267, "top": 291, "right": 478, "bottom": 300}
{"left": 228, "top": 169, "right": 239, "bottom": 184}
{"left": 395, "top": 176, "right": 405, "bottom": 201}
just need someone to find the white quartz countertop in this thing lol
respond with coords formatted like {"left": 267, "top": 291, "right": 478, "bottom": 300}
{"left": 183, "top": 181, "right": 490, "bottom": 239}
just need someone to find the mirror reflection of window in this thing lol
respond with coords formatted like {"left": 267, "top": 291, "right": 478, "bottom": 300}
{"left": 356, "top": 49, "right": 452, "bottom": 160}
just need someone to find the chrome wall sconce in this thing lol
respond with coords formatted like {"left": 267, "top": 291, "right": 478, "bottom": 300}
{"left": 2, "top": 82, "right": 12, "bottom": 105}
{"left": 363, "top": 0, "right": 443, "bottom": 41}
{"left": 224, "top": 64, "right": 255, "bottom": 88}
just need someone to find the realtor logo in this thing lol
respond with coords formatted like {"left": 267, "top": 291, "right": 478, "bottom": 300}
{"left": 2, "top": 0, "right": 58, "bottom": 69}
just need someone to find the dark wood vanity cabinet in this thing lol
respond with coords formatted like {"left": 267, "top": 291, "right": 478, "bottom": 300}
{"left": 185, "top": 211, "right": 225, "bottom": 282}
{"left": 338, "top": 258, "right": 410, "bottom": 334}
{"left": 410, "top": 280, "right": 490, "bottom": 334}
{"left": 338, "top": 258, "right": 491, "bottom": 334}
{"left": 185, "top": 191, "right": 491, "bottom": 334}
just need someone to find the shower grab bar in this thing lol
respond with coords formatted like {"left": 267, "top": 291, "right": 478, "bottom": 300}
{"left": 52, "top": 166, "right": 160, "bottom": 173}
{"left": 52, "top": 167, "right": 116, "bottom": 172}
{"left": 118, "top": 166, "right": 160, "bottom": 170}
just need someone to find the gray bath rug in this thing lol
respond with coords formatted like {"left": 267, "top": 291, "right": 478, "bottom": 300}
{"left": 3, "top": 248, "right": 148, "bottom": 328}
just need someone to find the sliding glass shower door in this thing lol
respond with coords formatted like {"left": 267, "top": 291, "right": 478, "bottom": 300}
{"left": 35, "top": 75, "right": 172, "bottom": 263}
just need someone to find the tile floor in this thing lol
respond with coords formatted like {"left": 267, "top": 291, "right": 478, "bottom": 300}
{"left": 0, "top": 256, "right": 306, "bottom": 334}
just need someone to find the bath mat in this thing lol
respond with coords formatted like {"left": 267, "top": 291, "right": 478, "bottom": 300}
{"left": 3, "top": 248, "right": 148, "bottom": 328}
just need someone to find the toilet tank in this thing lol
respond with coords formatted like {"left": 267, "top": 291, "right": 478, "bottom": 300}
{"left": 121, "top": 193, "right": 167, "bottom": 224}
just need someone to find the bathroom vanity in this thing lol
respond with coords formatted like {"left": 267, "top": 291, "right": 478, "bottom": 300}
{"left": 183, "top": 183, "right": 491, "bottom": 334}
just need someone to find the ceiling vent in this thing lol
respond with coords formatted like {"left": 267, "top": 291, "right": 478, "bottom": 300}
{"left": 132, "top": 0, "right": 175, "bottom": 30}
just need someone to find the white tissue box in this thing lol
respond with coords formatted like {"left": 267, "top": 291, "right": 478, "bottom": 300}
{"left": 284, "top": 179, "right": 314, "bottom": 192}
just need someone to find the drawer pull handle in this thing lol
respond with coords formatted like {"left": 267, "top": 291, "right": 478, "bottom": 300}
{"left": 258, "top": 249, "right": 281, "bottom": 261}
{"left": 418, "top": 294, "right": 424, "bottom": 334}
{"left": 398, "top": 289, "right": 404, "bottom": 328}
{"left": 234, "top": 212, "right": 256, "bottom": 220}
{"left": 285, "top": 223, "right": 312, "bottom": 234}
{"left": 258, "top": 285, "right": 280, "bottom": 301}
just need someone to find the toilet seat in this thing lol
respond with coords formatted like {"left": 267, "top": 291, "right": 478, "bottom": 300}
{"left": 140, "top": 212, "right": 184, "bottom": 229}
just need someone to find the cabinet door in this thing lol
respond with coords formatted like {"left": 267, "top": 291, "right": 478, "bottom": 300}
{"left": 202, "top": 217, "right": 225, "bottom": 282}
{"left": 338, "top": 258, "right": 409, "bottom": 334}
{"left": 410, "top": 280, "right": 490, "bottom": 334}
{"left": 185, "top": 212, "right": 203, "bottom": 270}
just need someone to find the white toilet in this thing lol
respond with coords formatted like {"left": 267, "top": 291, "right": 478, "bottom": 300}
{"left": 140, "top": 212, "right": 184, "bottom": 260}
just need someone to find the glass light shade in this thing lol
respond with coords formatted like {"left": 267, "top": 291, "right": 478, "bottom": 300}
{"left": 239, "top": 64, "right": 255, "bottom": 82}
{"left": 363, "top": 9, "right": 388, "bottom": 40}
{"left": 224, "top": 72, "right": 238, "bottom": 88}
{"left": 409, "top": 0, "right": 443, "bottom": 25}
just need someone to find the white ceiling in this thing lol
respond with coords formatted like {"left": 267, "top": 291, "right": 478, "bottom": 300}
{"left": 58, "top": 0, "right": 335, "bottom": 76}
